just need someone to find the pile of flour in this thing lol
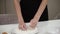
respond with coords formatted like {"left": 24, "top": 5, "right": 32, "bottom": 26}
{"left": 11, "top": 26, "right": 38, "bottom": 34}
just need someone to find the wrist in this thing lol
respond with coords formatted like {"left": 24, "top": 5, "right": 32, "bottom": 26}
{"left": 31, "top": 18, "right": 38, "bottom": 23}
{"left": 33, "top": 18, "right": 39, "bottom": 21}
{"left": 18, "top": 20, "right": 25, "bottom": 24}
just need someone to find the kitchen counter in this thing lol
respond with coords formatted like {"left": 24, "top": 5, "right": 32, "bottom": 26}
{"left": 0, "top": 19, "right": 60, "bottom": 34}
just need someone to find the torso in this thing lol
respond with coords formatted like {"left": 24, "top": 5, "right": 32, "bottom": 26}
{"left": 20, "top": 0, "right": 48, "bottom": 22}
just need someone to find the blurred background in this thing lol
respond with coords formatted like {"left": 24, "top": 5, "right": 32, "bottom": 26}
{"left": 0, "top": 0, "right": 60, "bottom": 24}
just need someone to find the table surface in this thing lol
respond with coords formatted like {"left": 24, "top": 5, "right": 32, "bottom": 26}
{"left": 0, "top": 19, "right": 60, "bottom": 34}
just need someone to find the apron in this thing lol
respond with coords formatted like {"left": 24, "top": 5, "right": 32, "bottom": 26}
{"left": 20, "top": 0, "right": 48, "bottom": 22}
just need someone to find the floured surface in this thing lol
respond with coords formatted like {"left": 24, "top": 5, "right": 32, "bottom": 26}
{"left": 11, "top": 27, "right": 38, "bottom": 34}
{"left": 0, "top": 20, "right": 60, "bottom": 34}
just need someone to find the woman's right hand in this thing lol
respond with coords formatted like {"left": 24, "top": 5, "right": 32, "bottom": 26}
{"left": 14, "top": 0, "right": 27, "bottom": 31}
{"left": 19, "top": 22, "right": 27, "bottom": 30}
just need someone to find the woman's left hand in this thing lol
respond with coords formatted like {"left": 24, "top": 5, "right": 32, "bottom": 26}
{"left": 29, "top": 19, "right": 38, "bottom": 28}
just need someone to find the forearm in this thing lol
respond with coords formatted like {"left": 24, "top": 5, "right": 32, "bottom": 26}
{"left": 33, "top": 0, "right": 48, "bottom": 21}
{"left": 13, "top": 0, "right": 24, "bottom": 24}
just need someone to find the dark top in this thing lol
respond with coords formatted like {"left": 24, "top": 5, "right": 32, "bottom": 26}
{"left": 20, "top": 0, "right": 48, "bottom": 22}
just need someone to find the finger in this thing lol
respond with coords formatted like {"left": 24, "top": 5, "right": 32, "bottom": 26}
{"left": 19, "top": 25, "right": 24, "bottom": 30}
{"left": 30, "top": 25, "right": 36, "bottom": 28}
{"left": 19, "top": 25, "right": 22, "bottom": 30}
{"left": 30, "top": 23, "right": 37, "bottom": 28}
{"left": 21, "top": 26, "right": 26, "bottom": 30}
{"left": 19, "top": 25, "right": 27, "bottom": 30}
{"left": 23, "top": 25, "right": 27, "bottom": 30}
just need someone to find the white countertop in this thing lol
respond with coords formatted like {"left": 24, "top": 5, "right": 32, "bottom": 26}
{"left": 0, "top": 19, "right": 60, "bottom": 34}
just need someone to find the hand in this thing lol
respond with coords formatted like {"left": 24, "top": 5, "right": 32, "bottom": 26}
{"left": 29, "top": 19, "right": 38, "bottom": 28}
{"left": 19, "top": 22, "right": 27, "bottom": 30}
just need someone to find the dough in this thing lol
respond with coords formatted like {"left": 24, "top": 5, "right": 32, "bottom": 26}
{"left": 12, "top": 27, "right": 38, "bottom": 34}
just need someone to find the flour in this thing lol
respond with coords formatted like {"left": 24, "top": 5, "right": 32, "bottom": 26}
{"left": 11, "top": 26, "right": 38, "bottom": 34}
